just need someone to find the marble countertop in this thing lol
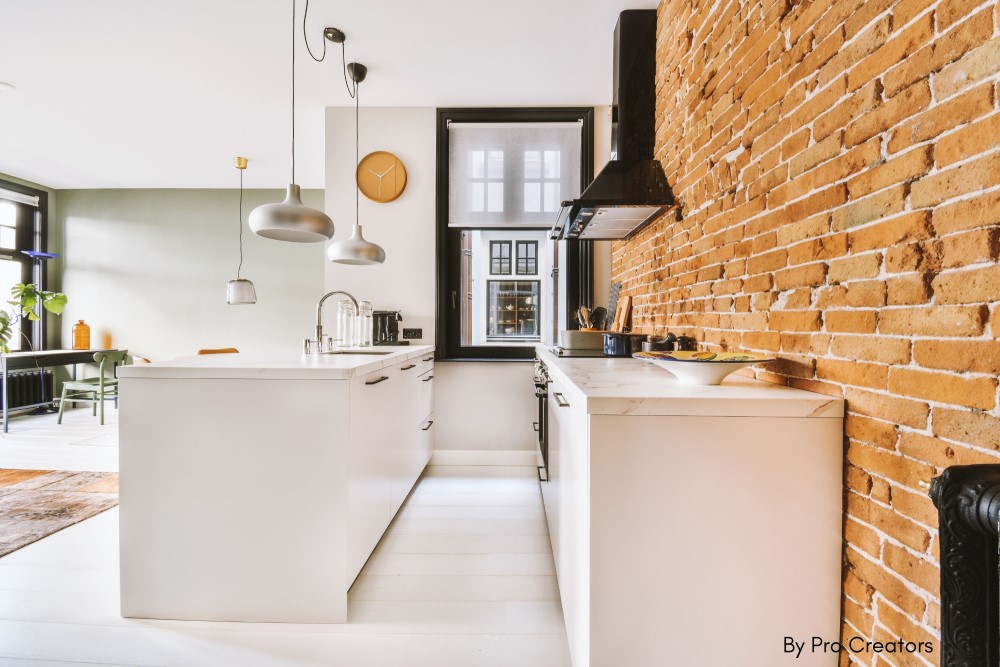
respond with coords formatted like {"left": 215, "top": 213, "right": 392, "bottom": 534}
{"left": 117, "top": 346, "right": 434, "bottom": 381}
{"left": 537, "top": 346, "right": 843, "bottom": 418}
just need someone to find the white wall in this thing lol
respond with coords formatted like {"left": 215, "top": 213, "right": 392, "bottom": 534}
{"left": 324, "top": 107, "right": 536, "bottom": 455}
{"left": 57, "top": 188, "right": 325, "bottom": 360}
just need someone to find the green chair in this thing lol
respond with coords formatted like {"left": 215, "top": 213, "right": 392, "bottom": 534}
{"left": 57, "top": 350, "right": 128, "bottom": 425}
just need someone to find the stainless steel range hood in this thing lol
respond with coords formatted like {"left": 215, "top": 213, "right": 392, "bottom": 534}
{"left": 552, "top": 9, "right": 677, "bottom": 241}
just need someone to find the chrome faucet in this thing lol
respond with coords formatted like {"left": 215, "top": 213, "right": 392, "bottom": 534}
{"left": 307, "top": 291, "right": 360, "bottom": 353}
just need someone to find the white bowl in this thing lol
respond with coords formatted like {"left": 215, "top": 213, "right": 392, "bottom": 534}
{"left": 632, "top": 351, "right": 776, "bottom": 385}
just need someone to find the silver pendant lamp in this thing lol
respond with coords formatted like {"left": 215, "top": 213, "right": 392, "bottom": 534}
{"left": 227, "top": 157, "right": 257, "bottom": 305}
{"left": 248, "top": 0, "right": 334, "bottom": 243}
{"left": 323, "top": 30, "right": 385, "bottom": 264}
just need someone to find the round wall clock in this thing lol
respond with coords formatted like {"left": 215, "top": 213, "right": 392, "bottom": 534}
{"left": 356, "top": 151, "right": 407, "bottom": 203}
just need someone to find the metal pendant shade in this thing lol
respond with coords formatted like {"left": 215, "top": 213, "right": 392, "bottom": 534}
{"left": 326, "top": 224, "right": 385, "bottom": 265}
{"left": 249, "top": 185, "right": 334, "bottom": 243}
{"left": 226, "top": 278, "right": 257, "bottom": 305}
{"left": 249, "top": 0, "right": 334, "bottom": 244}
{"left": 327, "top": 41, "right": 385, "bottom": 265}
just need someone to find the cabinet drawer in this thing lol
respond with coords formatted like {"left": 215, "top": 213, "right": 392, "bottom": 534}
{"left": 417, "top": 368, "right": 434, "bottom": 425}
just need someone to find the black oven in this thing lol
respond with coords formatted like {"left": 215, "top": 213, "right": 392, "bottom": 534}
{"left": 533, "top": 359, "right": 549, "bottom": 481}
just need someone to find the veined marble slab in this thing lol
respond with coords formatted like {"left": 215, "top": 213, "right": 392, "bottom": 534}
{"left": 536, "top": 346, "right": 843, "bottom": 418}
{"left": 117, "top": 345, "right": 434, "bottom": 381}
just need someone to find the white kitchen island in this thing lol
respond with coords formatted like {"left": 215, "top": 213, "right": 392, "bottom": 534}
{"left": 535, "top": 347, "right": 845, "bottom": 667}
{"left": 117, "top": 346, "right": 435, "bottom": 623}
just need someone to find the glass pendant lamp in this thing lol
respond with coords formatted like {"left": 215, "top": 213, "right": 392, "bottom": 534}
{"left": 227, "top": 157, "right": 257, "bottom": 305}
{"left": 248, "top": 0, "right": 334, "bottom": 243}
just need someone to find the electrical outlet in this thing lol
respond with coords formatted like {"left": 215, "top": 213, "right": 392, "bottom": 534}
{"left": 402, "top": 328, "right": 422, "bottom": 340}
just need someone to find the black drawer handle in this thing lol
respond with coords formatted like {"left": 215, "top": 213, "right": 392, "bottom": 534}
{"left": 421, "top": 420, "right": 434, "bottom": 431}
{"left": 553, "top": 392, "right": 570, "bottom": 407}
{"left": 365, "top": 376, "right": 389, "bottom": 386}
{"left": 401, "top": 364, "right": 416, "bottom": 370}
{"left": 422, "top": 375, "right": 434, "bottom": 382}
{"left": 532, "top": 421, "right": 539, "bottom": 432}
{"left": 423, "top": 356, "right": 433, "bottom": 362}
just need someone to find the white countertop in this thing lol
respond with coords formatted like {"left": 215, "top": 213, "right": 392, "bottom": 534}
{"left": 117, "top": 345, "right": 434, "bottom": 380}
{"left": 537, "top": 346, "right": 843, "bottom": 418}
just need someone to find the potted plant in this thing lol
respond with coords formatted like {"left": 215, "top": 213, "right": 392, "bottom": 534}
{"left": 0, "top": 283, "right": 67, "bottom": 353}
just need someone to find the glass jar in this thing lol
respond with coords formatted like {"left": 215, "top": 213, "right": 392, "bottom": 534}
{"left": 358, "top": 301, "right": 374, "bottom": 347}
{"left": 336, "top": 300, "right": 357, "bottom": 349}
{"left": 72, "top": 320, "right": 91, "bottom": 350}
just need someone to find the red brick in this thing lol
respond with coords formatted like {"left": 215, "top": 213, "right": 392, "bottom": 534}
{"left": 828, "top": 254, "right": 882, "bottom": 283}
{"left": 889, "top": 367, "right": 998, "bottom": 410}
{"left": 932, "top": 265, "right": 1000, "bottom": 304}
{"left": 846, "top": 147, "right": 933, "bottom": 199}
{"left": 826, "top": 310, "right": 879, "bottom": 333}
{"left": 879, "top": 306, "right": 987, "bottom": 336}
{"left": 844, "top": 80, "right": 931, "bottom": 148}
{"left": 933, "top": 190, "right": 1000, "bottom": 234}
{"left": 913, "top": 339, "right": 1000, "bottom": 374}
{"left": 768, "top": 310, "right": 823, "bottom": 332}
{"left": 933, "top": 35, "right": 1000, "bottom": 100}
{"left": 831, "top": 186, "right": 907, "bottom": 231}
{"left": 886, "top": 274, "right": 933, "bottom": 305}
{"left": 817, "top": 358, "right": 889, "bottom": 390}
{"left": 933, "top": 407, "right": 1000, "bottom": 451}
{"left": 833, "top": 336, "right": 911, "bottom": 365}
{"left": 935, "top": 110, "right": 1000, "bottom": 168}
{"left": 887, "top": 82, "right": 994, "bottom": 153}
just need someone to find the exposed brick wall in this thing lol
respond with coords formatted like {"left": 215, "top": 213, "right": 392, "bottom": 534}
{"left": 613, "top": 0, "right": 1000, "bottom": 663}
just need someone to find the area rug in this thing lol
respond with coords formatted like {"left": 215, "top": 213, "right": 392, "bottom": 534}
{"left": 0, "top": 469, "right": 119, "bottom": 557}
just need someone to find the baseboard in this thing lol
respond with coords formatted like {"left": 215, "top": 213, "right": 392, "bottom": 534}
{"left": 429, "top": 449, "right": 537, "bottom": 467}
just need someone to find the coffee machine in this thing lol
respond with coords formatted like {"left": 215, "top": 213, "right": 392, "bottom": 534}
{"left": 373, "top": 311, "right": 404, "bottom": 345}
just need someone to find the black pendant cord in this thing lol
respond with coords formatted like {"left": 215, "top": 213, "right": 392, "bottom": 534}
{"left": 355, "top": 79, "right": 360, "bottom": 227}
{"left": 291, "top": 0, "right": 297, "bottom": 184}
{"left": 301, "top": 0, "right": 327, "bottom": 62}
{"left": 237, "top": 168, "right": 245, "bottom": 279}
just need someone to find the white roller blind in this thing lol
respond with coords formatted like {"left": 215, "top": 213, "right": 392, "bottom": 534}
{"left": 448, "top": 121, "right": 582, "bottom": 228}
{"left": 0, "top": 188, "right": 39, "bottom": 207}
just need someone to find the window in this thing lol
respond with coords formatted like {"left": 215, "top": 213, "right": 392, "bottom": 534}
{"left": 516, "top": 241, "right": 537, "bottom": 275}
{"left": 490, "top": 241, "right": 511, "bottom": 275}
{"left": 437, "top": 108, "right": 595, "bottom": 360}
{"left": 0, "top": 181, "right": 48, "bottom": 351}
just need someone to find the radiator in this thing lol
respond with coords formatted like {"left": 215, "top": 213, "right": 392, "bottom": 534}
{"left": 4, "top": 370, "right": 54, "bottom": 409}
{"left": 930, "top": 464, "right": 1000, "bottom": 667}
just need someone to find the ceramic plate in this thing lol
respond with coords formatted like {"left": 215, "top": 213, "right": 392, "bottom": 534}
{"left": 632, "top": 350, "right": 776, "bottom": 385}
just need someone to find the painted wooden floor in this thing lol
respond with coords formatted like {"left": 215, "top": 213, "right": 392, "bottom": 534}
{"left": 0, "top": 411, "right": 570, "bottom": 666}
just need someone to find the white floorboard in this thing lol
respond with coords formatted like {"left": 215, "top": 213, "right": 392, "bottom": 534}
{"left": 0, "top": 411, "right": 570, "bottom": 666}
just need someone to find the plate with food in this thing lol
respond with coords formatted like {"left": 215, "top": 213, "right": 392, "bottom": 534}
{"left": 632, "top": 350, "right": 776, "bottom": 385}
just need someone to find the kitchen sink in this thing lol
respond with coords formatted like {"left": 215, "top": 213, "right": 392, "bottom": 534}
{"left": 318, "top": 350, "right": 393, "bottom": 355}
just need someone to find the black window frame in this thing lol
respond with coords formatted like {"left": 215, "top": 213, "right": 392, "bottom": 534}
{"left": 515, "top": 240, "right": 538, "bottom": 275}
{"left": 436, "top": 107, "right": 595, "bottom": 361}
{"left": 0, "top": 179, "right": 49, "bottom": 351}
{"left": 490, "top": 240, "right": 511, "bottom": 275}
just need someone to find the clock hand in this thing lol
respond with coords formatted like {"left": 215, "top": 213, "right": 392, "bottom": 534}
{"left": 368, "top": 168, "right": 379, "bottom": 177}
{"left": 377, "top": 164, "right": 396, "bottom": 178}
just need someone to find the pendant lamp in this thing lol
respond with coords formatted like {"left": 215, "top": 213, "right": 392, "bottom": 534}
{"left": 323, "top": 32, "right": 385, "bottom": 264}
{"left": 228, "top": 157, "right": 257, "bottom": 305}
{"left": 248, "top": 0, "right": 334, "bottom": 243}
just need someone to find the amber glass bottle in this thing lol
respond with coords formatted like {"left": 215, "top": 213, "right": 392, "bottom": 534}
{"left": 72, "top": 320, "right": 91, "bottom": 350}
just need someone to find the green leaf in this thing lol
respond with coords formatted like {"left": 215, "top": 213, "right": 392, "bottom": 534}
{"left": 42, "top": 293, "right": 67, "bottom": 314}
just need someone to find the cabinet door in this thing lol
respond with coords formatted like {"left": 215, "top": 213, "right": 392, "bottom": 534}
{"left": 390, "top": 360, "right": 422, "bottom": 517}
{"left": 557, "top": 392, "right": 590, "bottom": 667}
{"left": 347, "top": 366, "right": 400, "bottom": 582}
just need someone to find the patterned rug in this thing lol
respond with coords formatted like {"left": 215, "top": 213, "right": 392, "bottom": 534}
{"left": 0, "top": 469, "right": 119, "bottom": 557}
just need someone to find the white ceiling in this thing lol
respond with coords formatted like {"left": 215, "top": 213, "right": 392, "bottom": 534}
{"left": 0, "top": 0, "right": 649, "bottom": 189}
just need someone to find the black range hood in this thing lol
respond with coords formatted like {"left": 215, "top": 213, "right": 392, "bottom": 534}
{"left": 552, "top": 9, "right": 676, "bottom": 240}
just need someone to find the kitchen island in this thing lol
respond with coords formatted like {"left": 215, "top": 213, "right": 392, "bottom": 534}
{"left": 118, "top": 346, "right": 435, "bottom": 623}
{"left": 535, "top": 347, "right": 844, "bottom": 667}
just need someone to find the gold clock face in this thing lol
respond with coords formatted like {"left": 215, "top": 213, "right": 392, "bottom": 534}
{"left": 356, "top": 151, "right": 407, "bottom": 203}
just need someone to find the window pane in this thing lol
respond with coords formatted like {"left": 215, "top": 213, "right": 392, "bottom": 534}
{"left": 0, "top": 202, "right": 15, "bottom": 227}
{"left": 486, "top": 280, "right": 540, "bottom": 341}
{"left": 523, "top": 182, "right": 540, "bottom": 213}
{"left": 487, "top": 183, "right": 504, "bottom": 212}
{"left": 543, "top": 182, "right": 560, "bottom": 212}
{"left": 524, "top": 151, "right": 541, "bottom": 179}
{"left": 0, "top": 226, "right": 15, "bottom": 249}
{"left": 0, "top": 259, "right": 21, "bottom": 350}
{"left": 470, "top": 183, "right": 484, "bottom": 212}
{"left": 470, "top": 151, "right": 484, "bottom": 178}
{"left": 487, "top": 151, "right": 504, "bottom": 179}
{"left": 544, "top": 151, "right": 560, "bottom": 178}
